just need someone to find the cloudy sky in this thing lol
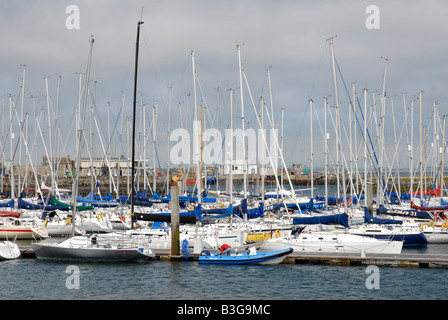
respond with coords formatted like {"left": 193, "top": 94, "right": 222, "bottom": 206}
{"left": 0, "top": 0, "right": 447, "bottom": 173}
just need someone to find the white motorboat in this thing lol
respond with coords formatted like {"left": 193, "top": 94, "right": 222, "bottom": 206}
{"left": 260, "top": 231, "right": 403, "bottom": 255}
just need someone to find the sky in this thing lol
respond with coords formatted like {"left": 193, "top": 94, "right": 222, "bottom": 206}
{"left": 0, "top": 0, "right": 447, "bottom": 173}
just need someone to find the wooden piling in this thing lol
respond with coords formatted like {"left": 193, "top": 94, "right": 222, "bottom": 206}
{"left": 170, "top": 184, "right": 181, "bottom": 260}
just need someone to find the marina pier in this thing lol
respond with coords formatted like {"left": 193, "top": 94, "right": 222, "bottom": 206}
{"left": 17, "top": 245, "right": 448, "bottom": 269}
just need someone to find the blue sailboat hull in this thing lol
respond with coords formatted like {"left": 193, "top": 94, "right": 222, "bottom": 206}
{"left": 360, "top": 233, "right": 428, "bottom": 246}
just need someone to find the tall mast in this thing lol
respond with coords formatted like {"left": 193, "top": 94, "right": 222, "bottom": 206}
{"left": 131, "top": 20, "right": 144, "bottom": 229}
{"left": 419, "top": 91, "right": 423, "bottom": 204}
{"left": 229, "top": 89, "right": 234, "bottom": 205}
{"left": 237, "top": 44, "right": 247, "bottom": 199}
{"left": 378, "top": 58, "right": 388, "bottom": 205}
{"left": 260, "top": 97, "right": 265, "bottom": 201}
{"left": 309, "top": 100, "right": 314, "bottom": 199}
{"left": 72, "top": 35, "right": 94, "bottom": 235}
{"left": 45, "top": 76, "right": 54, "bottom": 196}
{"left": 167, "top": 87, "right": 172, "bottom": 195}
{"left": 442, "top": 115, "right": 446, "bottom": 199}
{"left": 152, "top": 105, "right": 157, "bottom": 193}
{"left": 191, "top": 51, "right": 201, "bottom": 204}
{"left": 329, "top": 37, "right": 347, "bottom": 211}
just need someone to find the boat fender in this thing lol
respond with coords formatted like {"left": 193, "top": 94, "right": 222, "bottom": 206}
{"left": 429, "top": 220, "right": 434, "bottom": 228}
{"left": 97, "top": 213, "right": 103, "bottom": 221}
{"left": 220, "top": 204, "right": 224, "bottom": 208}
{"left": 275, "top": 229, "right": 281, "bottom": 238}
{"left": 44, "top": 218, "right": 48, "bottom": 227}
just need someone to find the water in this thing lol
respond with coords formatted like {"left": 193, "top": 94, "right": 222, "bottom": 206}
{"left": 3, "top": 184, "right": 446, "bottom": 305}
{"left": 2, "top": 244, "right": 448, "bottom": 301}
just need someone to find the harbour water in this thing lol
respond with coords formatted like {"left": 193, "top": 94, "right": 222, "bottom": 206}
{"left": 2, "top": 184, "right": 448, "bottom": 311}
{"left": 1, "top": 244, "right": 448, "bottom": 301}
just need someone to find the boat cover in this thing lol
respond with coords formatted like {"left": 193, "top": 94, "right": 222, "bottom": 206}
{"left": 364, "top": 207, "right": 402, "bottom": 225}
{"left": 0, "top": 199, "right": 14, "bottom": 208}
{"left": 292, "top": 212, "right": 350, "bottom": 228}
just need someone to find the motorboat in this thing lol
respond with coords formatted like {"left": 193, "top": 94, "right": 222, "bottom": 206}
{"left": 198, "top": 246, "right": 293, "bottom": 265}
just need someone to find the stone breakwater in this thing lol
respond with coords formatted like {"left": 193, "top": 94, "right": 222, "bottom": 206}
{"left": 2, "top": 171, "right": 428, "bottom": 197}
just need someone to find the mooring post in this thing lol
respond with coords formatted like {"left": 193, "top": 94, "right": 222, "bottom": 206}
{"left": 170, "top": 184, "right": 181, "bottom": 259}
{"left": 366, "top": 182, "right": 373, "bottom": 215}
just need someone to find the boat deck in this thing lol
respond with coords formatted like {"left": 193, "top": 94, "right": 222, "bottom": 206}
{"left": 19, "top": 245, "right": 448, "bottom": 268}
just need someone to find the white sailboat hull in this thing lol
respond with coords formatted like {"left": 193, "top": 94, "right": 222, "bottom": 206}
{"left": 260, "top": 231, "right": 403, "bottom": 255}
{"left": 0, "top": 226, "right": 48, "bottom": 240}
{"left": 32, "top": 233, "right": 155, "bottom": 262}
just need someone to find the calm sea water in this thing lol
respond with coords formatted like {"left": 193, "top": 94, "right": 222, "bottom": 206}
{"left": 1, "top": 244, "right": 448, "bottom": 302}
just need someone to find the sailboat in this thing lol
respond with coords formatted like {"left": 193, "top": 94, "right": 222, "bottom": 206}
{"left": 34, "top": 23, "right": 154, "bottom": 262}
{"left": 32, "top": 232, "right": 154, "bottom": 262}
{"left": 0, "top": 212, "right": 48, "bottom": 240}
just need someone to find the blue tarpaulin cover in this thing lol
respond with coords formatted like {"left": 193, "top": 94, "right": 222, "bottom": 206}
{"left": 292, "top": 212, "right": 350, "bottom": 228}
{"left": 364, "top": 207, "right": 403, "bottom": 225}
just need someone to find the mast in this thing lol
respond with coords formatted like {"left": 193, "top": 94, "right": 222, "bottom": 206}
{"left": 324, "top": 96, "right": 329, "bottom": 209}
{"left": 260, "top": 97, "right": 265, "bottom": 201}
{"left": 281, "top": 108, "right": 284, "bottom": 192}
{"left": 363, "top": 88, "right": 368, "bottom": 208}
{"left": 167, "top": 87, "right": 172, "bottom": 195}
{"left": 229, "top": 89, "right": 234, "bottom": 205}
{"left": 55, "top": 75, "right": 61, "bottom": 196}
{"left": 191, "top": 51, "right": 201, "bottom": 204}
{"left": 237, "top": 44, "right": 247, "bottom": 199}
{"left": 442, "top": 115, "right": 446, "bottom": 199}
{"left": 378, "top": 58, "right": 388, "bottom": 205}
{"left": 72, "top": 35, "right": 94, "bottom": 235}
{"left": 309, "top": 100, "right": 314, "bottom": 199}
{"left": 131, "top": 20, "right": 144, "bottom": 229}
{"left": 18, "top": 65, "right": 25, "bottom": 198}
{"left": 419, "top": 91, "right": 423, "bottom": 204}
{"left": 152, "top": 105, "right": 157, "bottom": 193}
{"left": 329, "top": 37, "right": 347, "bottom": 211}
{"left": 45, "top": 76, "right": 54, "bottom": 197}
